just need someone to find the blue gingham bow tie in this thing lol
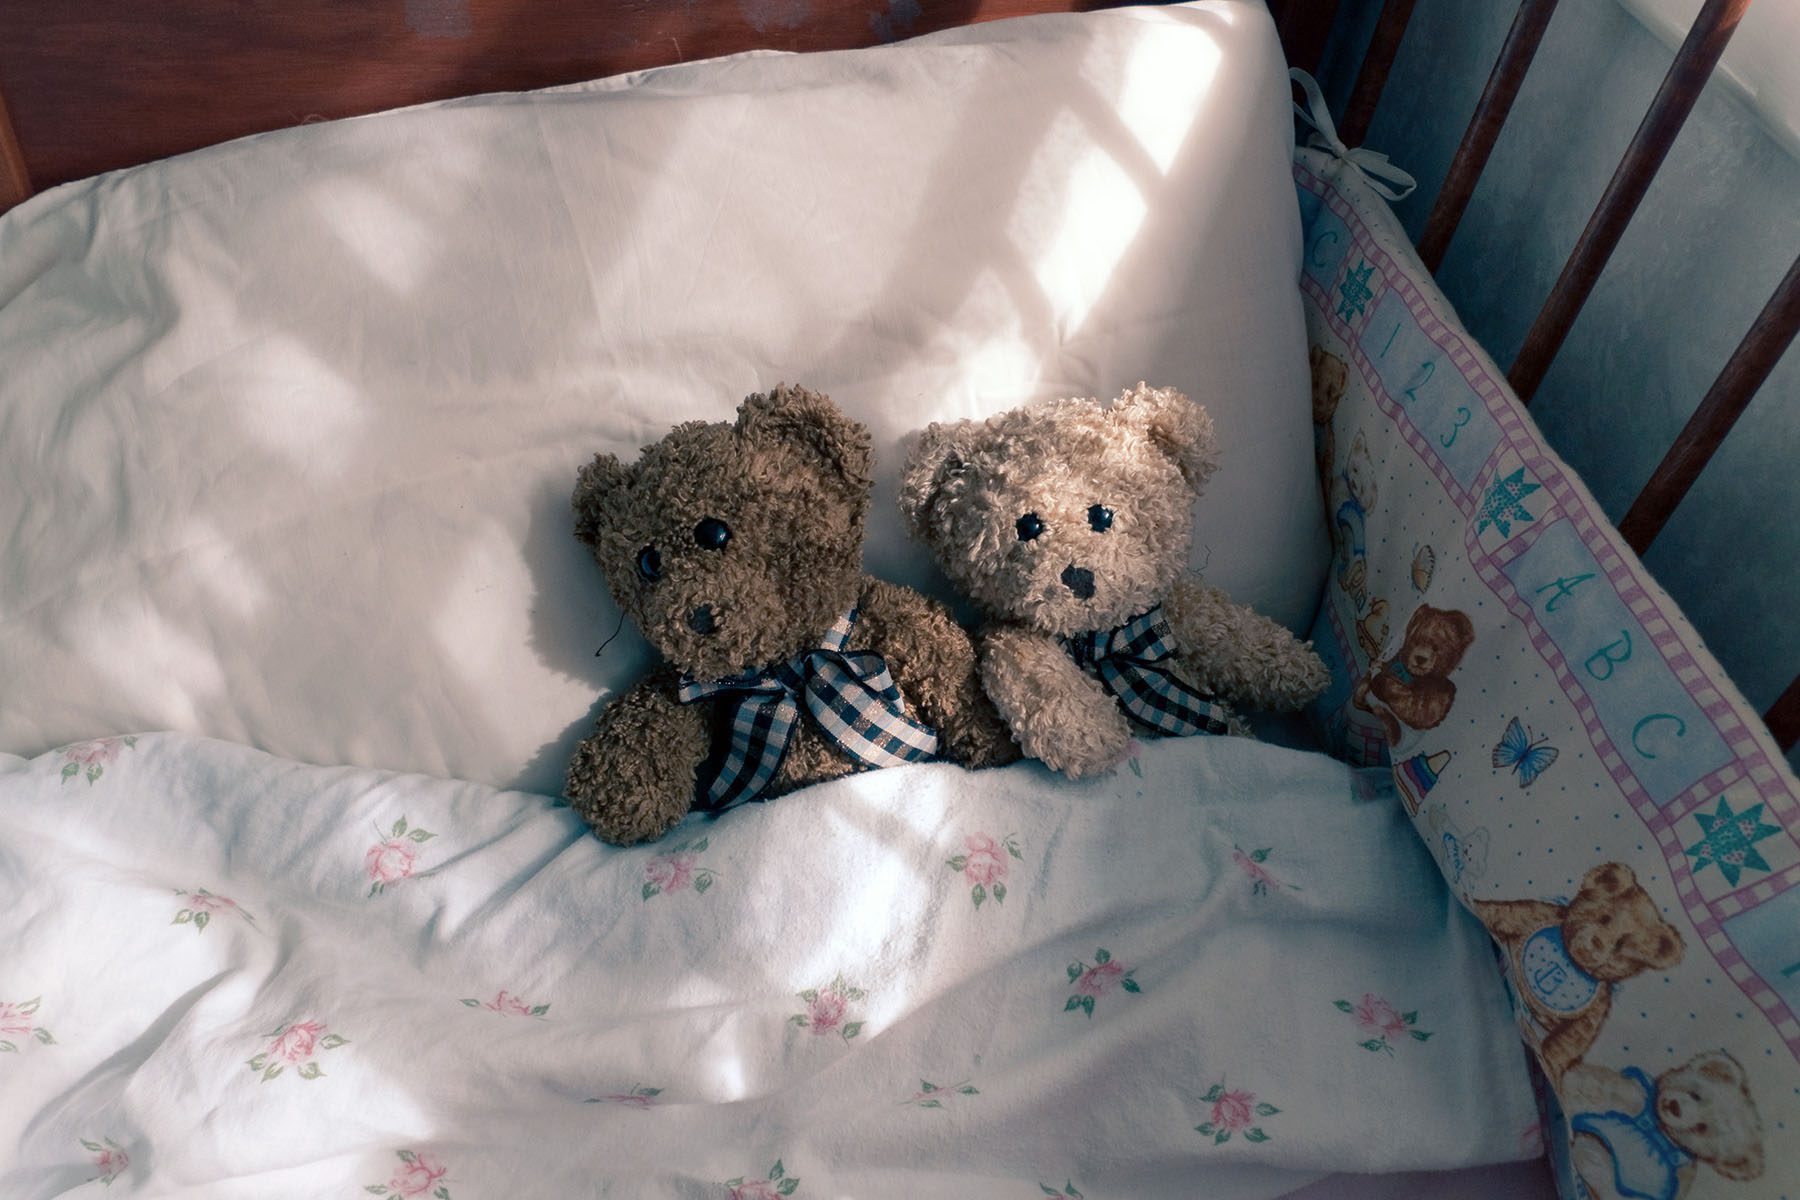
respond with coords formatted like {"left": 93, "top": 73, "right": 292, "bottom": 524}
{"left": 1063, "top": 605, "right": 1232, "bottom": 738}
{"left": 676, "top": 608, "right": 939, "bottom": 813}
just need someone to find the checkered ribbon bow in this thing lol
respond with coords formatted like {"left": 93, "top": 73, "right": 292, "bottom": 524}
{"left": 676, "top": 609, "right": 939, "bottom": 813}
{"left": 1063, "top": 605, "right": 1231, "bottom": 738}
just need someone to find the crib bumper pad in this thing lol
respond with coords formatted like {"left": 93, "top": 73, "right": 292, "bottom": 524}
{"left": 1296, "top": 140, "right": 1800, "bottom": 1198}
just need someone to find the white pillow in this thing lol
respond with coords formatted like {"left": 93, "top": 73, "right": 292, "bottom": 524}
{"left": 0, "top": 0, "right": 1325, "bottom": 792}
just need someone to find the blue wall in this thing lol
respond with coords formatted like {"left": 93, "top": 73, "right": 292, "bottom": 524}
{"left": 1316, "top": 0, "right": 1800, "bottom": 769}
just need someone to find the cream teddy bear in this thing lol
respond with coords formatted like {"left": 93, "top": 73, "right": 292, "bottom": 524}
{"left": 899, "top": 384, "right": 1329, "bottom": 777}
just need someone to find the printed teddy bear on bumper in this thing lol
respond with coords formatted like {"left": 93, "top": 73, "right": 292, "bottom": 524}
{"left": 899, "top": 383, "right": 1329, "bottom": 778}
{"left": 1474, "top": 862, "right": 1685, "bottom": 1084}
{"left": 1563, "top": 1048, "right": 1764, "bottom": 1199}
{"left": 565, "top": 385, "right": 1015, "bottom": 845}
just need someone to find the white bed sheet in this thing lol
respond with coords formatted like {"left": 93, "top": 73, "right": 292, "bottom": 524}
{"left": 0, "top": 734, "right": 1535, "bottom": 1197}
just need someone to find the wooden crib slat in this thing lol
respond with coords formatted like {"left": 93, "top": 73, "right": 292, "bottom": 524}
{"left": 0, "top": 85, "right": 32, "bottom": 214}
{"left": 1277, "top": 0, "right": 1344, "bottom": 76}
{"left": 1416, "top": 0, "right": 1560, "bottom": 273}
{"left": 1767, "top": 674, "right": 1800, "bottom": 755}
{"left": 1620, "top": 253, "right": 1800, "bottom": 556}
{"left": 1506, "top": 0, "right": 1750, "bottom": 404}
{"left": 1339, "top": 0, "right": 1418, "bottom": 147}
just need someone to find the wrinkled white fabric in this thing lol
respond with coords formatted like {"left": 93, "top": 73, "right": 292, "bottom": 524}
{"left": 0, "top": 733, "right": 1534, "bottom": 1198}
{"left": 0, "top": 0, "right": 1327, "bottom": 793}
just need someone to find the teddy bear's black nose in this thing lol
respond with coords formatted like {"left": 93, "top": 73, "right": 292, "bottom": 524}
{"left": 1061, "top": 564, "right": 1096, "bottom": 600}
{"left": 687, "top": 605, "right": 717, "bottom": 635}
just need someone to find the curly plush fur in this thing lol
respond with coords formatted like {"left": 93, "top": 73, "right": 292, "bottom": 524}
{"left": 566, "top": 385, "right": 1015, "bottom": 845}
{"left": 900, "top": 383, "right": 1330, "bottom": 778}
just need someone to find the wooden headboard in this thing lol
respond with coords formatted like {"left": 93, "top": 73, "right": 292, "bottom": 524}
{"left": 0, "top": 0, "right": 1333, "bottom": 207}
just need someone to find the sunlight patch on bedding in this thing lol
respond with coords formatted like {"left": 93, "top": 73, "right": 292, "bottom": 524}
{"left": 63, "top": 595, "right": 225, "bottom": 728}
{"left": 234, "top": 335, "right": 367, "bottom": 480}
{"left": 932, "top": 272, "right": 1043, "bottom": 410}
{"left": 1114, "top": 25, "right": 1219, "bottom": 173}
{"left": 177, "top": 517, "right": 273, "bottom": 622}
{"left": 1008, "top": 112, "right": 1147, "bottom": 340}
{"left": 314, "top": 179, "right": 440, "bottom": 294}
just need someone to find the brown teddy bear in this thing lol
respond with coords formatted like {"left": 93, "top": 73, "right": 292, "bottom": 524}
{"left": 1352, "top": 604, "right": 1475, "bottom": 743}
{"left": 1563, "top": 1049, "right": 1764, "bottom": 1199}
{"left": 899, "top": 383, "right": 1330, "bottom": 779}
{"left": 1309, "top": 345, "right": 1347, "bottom": 486}
{"left": 564, "top": 385, "right": 1016, "bottom": 845}
{"left": 1473, "top": 862, "right": 1686, "bottom": 1083}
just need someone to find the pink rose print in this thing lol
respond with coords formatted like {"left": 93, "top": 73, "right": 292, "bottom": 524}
{"left": 945, "top": 832, "right": 1022, "bottom": 909}
{"left": 1518, "top": 1117, "right": 1546, "bottom": 1158}
{"left": 0, "top": 996, "right": 56, "bottom": 1054}
{"left": 1334, "top": 993, "right": 1432, "bottom": 1055}
{"left": 1232, "top": 846, "right": 1299, "bottom": 897}
{"left": 1126, "top": 737, "right": 1146, "bottom": 779}
{"left": 1063, "top": 949, "right": 1140, "bottom": 1017}
{"left": 724, "top": 1159, "right": 799, "bottom": 1198}
{"left": 642, "top": 836, "right": 717, "bottom": 900}
{"left": 586, "top": 1083, "right": 663, "bottom": 1109}
{"left": 365, "top": 1149, "right": 452, "bottom": 1199}
{"left": 459, "top": 989, "right": 549, "bottom": 1017}
{"left": 365, "top": 816, "right": 436, "bottom": 897}
{"left": 246, "top": 1018, "right": 348, "bottom": 1082}
{"left": 1038, "top": 1181, "right": 1085, "bottom": 1198}
{"left": 788, "top": 976, "right": 865, "bottom": 1041}
{"left": 172, "top": 886, "right": 253, "bottom": 933}
{"left": 1194, "top": 1078, "right": 1279, "bottom": 1144}
{"left": 900, "top": 1078, "right": 979, "bottom": 1110}
{"left": 79, "top": 1137, "right": 129, "bottom": 1186}
{"left": 60, "top": 736, "right": 136, "bottom": 785}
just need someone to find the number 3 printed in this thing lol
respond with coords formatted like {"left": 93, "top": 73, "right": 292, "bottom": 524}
{"left": 1440, "top": 406, "right": 1472, "bottom": 448}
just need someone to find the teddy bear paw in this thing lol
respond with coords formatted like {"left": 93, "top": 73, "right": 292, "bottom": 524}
{"left": 1020, "top": 704, "right": 1134, "bottom": 779}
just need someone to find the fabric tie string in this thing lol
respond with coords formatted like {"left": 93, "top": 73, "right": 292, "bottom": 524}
{"left": 677, "top": 608, "right": 939, "bottom": 813}
{"left": 1289, "top": 68, "right": 1418, "bottom": 202}
{"left": 1063, "top": 605, "right": 1231, "bottom": 738}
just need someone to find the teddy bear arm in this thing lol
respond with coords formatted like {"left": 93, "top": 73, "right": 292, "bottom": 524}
{"left": 981, "top": 626, "right": 1131, "bottom": 778}
{"left": 852, "top": 578, "right": 1018, "bottom": 768}
{"left": 1162, "top": 576, "right": 1330, "bottom": 712}
{"left": 1539, "top": 989, "right": 1612, "bottom": 1084}
{"left": 565, "top": 671, "right": 709, "bottom": 847}
{"left": 1470, "top": 897, "right": 1564, "bottom": 940}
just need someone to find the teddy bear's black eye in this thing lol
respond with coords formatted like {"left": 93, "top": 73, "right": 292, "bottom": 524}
{"left": 694, "top": 518, "right": 732, "bottom": 550}
{"left": 636, "top": 546, "right": 663, "bottom": 582}
{"left": 1016, "top": 512, "right": 1046, "bottom": 542}
{"left": 1087, "top": 504, "right": 1114, "bottom": 532}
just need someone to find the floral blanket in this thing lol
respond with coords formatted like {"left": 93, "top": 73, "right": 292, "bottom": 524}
{"left": 0, "top": 732, "right": 1534, "bottom": 1198}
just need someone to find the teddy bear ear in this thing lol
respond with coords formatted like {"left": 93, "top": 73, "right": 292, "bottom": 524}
{"left": 898, "top": 420, "right": 981, "bottom": 537}
{"left": 1580, "top": 861, "right": 1638, "bottom": 897}
{"left": 1692, "top": 1049, "right": 1748, "bottom": 1088}
{"left": 572, "top": 452, "right": 632, "bottom": 547}
{"left": 1111, "top": 383, "right": 1219, "bottom": 493}
{"left": 737, "top": 383, "right": 873, "bottom": 492}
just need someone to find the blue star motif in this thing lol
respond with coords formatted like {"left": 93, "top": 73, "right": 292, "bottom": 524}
{"left": 1476, "top": 468, "right": 1542, "bottom": 536}
{"left": 1337, "top": 259, "right": 1376, "bottom": 322}
{"left": 1686, "top": 797, "right": 1781, "bottom": 887}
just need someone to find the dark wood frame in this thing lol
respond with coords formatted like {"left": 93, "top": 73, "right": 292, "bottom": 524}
{"left": 0, "top": 0, "right": 1794, "bottom": 750}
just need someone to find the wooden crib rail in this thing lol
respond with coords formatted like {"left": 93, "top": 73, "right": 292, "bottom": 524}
{"left": 1415, "top": 0, "right": 1560, "bottom": 272}
{"left": 1619, "top": 254, "right": 1800, "bottom": 557}
{"left": 1338, "top": 0, "right": 1416, "bottom": 148}
{"left": 1505, "top": 0, "right": 1752, "bottom": 403}
{"left": 0, "top": 86, "right": 29, "bottom": 212}
{"left": 1328, "top": 0, "right": 1796, "bottom": 754}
